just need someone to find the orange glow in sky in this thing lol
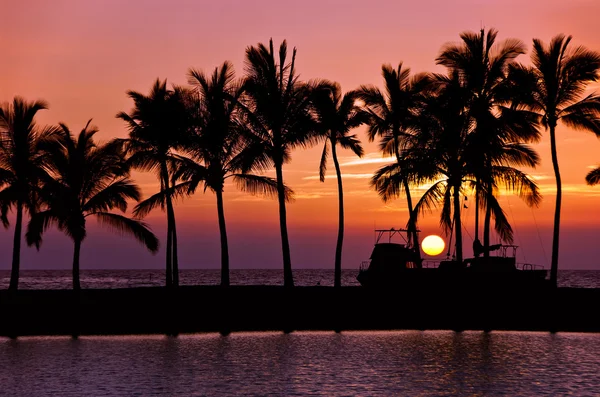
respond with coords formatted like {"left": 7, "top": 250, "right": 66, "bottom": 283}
{"left": 1, "top": 0, "right": 599, "bottom": 270}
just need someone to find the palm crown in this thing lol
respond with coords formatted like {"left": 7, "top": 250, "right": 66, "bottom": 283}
{"left": 26, "top": 121, "right": 158, "bottom": 290}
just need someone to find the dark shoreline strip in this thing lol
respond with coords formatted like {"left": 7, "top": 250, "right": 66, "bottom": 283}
{"left": 1, "top": 286, "right": 598, "bottom": 337}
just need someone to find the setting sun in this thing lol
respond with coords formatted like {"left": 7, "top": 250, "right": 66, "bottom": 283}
{"left": 421, "top": 235, "right": 445, "bottom": 256}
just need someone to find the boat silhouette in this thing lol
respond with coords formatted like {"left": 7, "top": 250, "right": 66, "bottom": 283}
{"left": 357, "top": 228, "right": 547, "bottom": 287}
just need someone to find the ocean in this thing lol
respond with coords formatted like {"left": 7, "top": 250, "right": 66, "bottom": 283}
{"left": 1, "top": 331, "right": 598, "bottom": 396}
{"left": 0, "top": 269, "right": 599, "bottom": 289}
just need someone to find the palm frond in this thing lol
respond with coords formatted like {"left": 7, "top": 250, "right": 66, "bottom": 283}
{"left": 232, "top": 174, "right": 294, "bottom": 201}
{"left": 586, "top": 166, "right": 600, "bottom": 185}
{"left": 94, "top": 212, "right": 158, "bottom": 252}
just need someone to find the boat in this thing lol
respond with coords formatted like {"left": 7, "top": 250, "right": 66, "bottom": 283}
{"left": 357, "top": 228, "right": 548, "bottom": 288}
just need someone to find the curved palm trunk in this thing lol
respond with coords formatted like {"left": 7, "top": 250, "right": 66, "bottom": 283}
{"left": 393, "top": 135, "right": 420, "bottom": 256}
{"left": 483, "top": 184, "right": 493, "bottom": 259}
{"left": 453, "top": 185, "right": 463, "bottom": 263}
{"left": 549, "top": 124, "right": 561, "bottom": 288}
{"left": 403, "top": 180, "right": 420, "bottom": 254}
{"left": 72, "top": 239, "right": 82, "bottom": 290}
{"left": 215, "top": 188, "right": 230, "bottom": 287}
{"left": 170, "top": 206, "right": 179, "bottom": 287}
{"left": 275, "top": 163, "right": 294, "bottom": 287}
{"left": 161, "top": 162, "right": 173, "bottom": 288}
{"left": 331, "top": 143, "right": 344, "bottom": 288}
{"left": 8, "top": 201, "right": 23, "bottom": 290}
{"left": 474, "top": 180, "right": 480, "bottom": 249}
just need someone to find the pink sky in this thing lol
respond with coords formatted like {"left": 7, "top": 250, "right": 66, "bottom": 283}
{"left": 1, "top": 0, "right": 599, "bottom": 271}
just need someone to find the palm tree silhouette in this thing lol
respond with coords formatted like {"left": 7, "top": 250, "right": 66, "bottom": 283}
{"left": 358, "top": 64, "right": 432, "bottom": 253}
{"left": 312, "top": 82, "right": 366, "bottom": 287}
{"left": 242, "top": 39, "right": 320, "bottom": 287}
{"left": 517, "top": 35, "right": 600, "bottom": 287}
{"left": 181, "top": 61, "right": 292, "bottom": 286}
{"left": 26, "top": 121, "right": 158, "bottom": 290}
{"left": 587, "top": 166, "right": 600, "bottom": 185}
{"left": 436, "top": 28, "right": 541, "bottom": 256}
{"left": 117, "top": 79, "right": 189, "bottom": 288}
{"left": 0, "top": 97, "right": 60, "bottom": 290}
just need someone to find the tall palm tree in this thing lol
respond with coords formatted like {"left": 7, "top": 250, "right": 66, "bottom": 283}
{"left": 242, "top": 39, "right": 320, "bottom": 287}
{"left": 436, "top": 28, "right": 541, "bottom": 257}
{"left": 357, "top": 64, "right": 432, "bottom": 253}
{"left": 587, "top": 165, "right": 600, "bottom": 185}
{"left": 26, "top": 121, "right": 158, "bottom": 290}
{"left": 172, "top": 61, "right": 292, "bottom": 286}
{"left": 0, "top": 97, "right": 59, "bottom": 290}
{"left": 312, "top": 82, "right": 366, "bottom": 287}
{"left": 518, "top": 35, "right": 600, "bottom": 287}
{"left": 117, "top": 79, "right": 189, "bottom": 288}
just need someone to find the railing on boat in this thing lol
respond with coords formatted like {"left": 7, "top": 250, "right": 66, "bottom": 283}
{"left": 359, "top": 261, "right": 370, "bottom": 272}
{"left": 359, "top": 260, "right": 544, "bottom": 271}
{"left": 517, "top": 263, "right": 545, "bottom": 271}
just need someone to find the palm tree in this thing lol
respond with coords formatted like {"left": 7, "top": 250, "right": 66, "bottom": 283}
{"left": 377, "top": 77, "right": 540, "bottom": 263}
{"left": 0, "top": 97, "right": 59, "bottom": 290}
{"left": 518, "top": 35, "right": 600, "bottom": 287}
{"left": 587, "top": 166, "right": 600, "bottom": 185}
{"left": 117, "top": 79, "right": 189, "bottom": 288}
{"left": 175, "top": 61, "right": 292, "bottom": 286}
{"left": 242, "top": 39, "right": 320, "bottom": 287}
{"left": 357, "top": 64, "right": 432, "bottom": 253}
{"left": 26, "top": 121, "right": 158, "bottom": 290}
{"left": 312, "top": 82, "right": 366, "bottom": 287}
{"left": 436, "top": 28, "right": 541, "bottom": 257}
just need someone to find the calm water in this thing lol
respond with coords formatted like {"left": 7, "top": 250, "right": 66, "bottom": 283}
{"left": 0, "top": 331, "right": 598, "bottom": 396}
{"left": 1, "top": 269, "right": 599, "bottom": 289}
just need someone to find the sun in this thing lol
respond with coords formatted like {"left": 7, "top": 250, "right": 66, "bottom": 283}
{"left": 421, "top": 235, "right": 445, "bottom": 256}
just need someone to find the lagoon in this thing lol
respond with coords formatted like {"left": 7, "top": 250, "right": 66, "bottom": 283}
{"left": 1, "top": 331, "right": 598, "bottom": 396}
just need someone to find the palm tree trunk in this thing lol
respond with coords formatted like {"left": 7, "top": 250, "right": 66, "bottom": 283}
{"left": 215, "top": 188, "right": 230, "bottom": 287}
{"left": 170, "top": 206, "right": 179, "bottom": 287}
{"left": 393, "top": 134, "right": 420, "bottom": 257}
{"left": 73, "top": 239, "right": 82, "bottom": 290}
{"left": 275, "top": 162, "right": 294, "bottom": 287}
{"left": 549, "top": 123, "right": 561, "bottom": 288}
{"left": 8, "top": 201, "right": 23, "bottom": 291}
{"left": 474, "top": 181, "right": 480, "bottom": 243}
{"left": 453, "top": 185, "right": 463, "bottom": 263}
{"left": 161, "top": 162, "right": 173, "bottom": 288}
{"left": 331, "top": 143, "right": 344, "bottom": 288}
{"left": 403, "top": 180, "right": 420, "bottom": 255}
{"left": 483, "top": 184, "right": 493, "bottom": 259}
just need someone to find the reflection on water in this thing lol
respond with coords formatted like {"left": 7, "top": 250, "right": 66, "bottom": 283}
{"left": 0, "top": 331, "right": 598, "bottom": 396}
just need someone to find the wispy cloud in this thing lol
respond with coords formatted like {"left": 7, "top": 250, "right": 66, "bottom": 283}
{"left": 294, "top": 191, "right": 337, "bottom": 199}
{"left": 530, "top": 173, "right": 552, "bottom": 181}
{"left": 340, "top": 154, "right": 395, "bottom": 167}
{"left": 303, "top": 173, "right": 373, "bottom": 181}
{"left": 369, "top": 205, "right": 409, "bottom": 213}
{"left": 536, "top": 183, "right": 600, "bottom": 196}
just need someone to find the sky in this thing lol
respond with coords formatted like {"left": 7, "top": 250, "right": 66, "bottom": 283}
{"left": 1, "top": 0, "right": 599, "bottom": 272}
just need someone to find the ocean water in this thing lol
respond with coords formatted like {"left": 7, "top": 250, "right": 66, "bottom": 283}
{"left": 0, "top": 331, "right": 598, "bottom": 396}
{"left": 0, "top": 269, "right": 599, "bottom": 289}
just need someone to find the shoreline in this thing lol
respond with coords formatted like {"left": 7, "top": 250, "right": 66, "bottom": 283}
{"left": 1, "top": 286, "right": 599, "bottom": 337}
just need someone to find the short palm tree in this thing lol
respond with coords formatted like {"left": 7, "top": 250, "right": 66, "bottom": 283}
{"left": 312, "top": 82, "right": 366, "bottom": 287}
{"left": 587, "top": 166, "right": 600, "bottom": 185}
{"left": 436, "top": 28, "right": 541, "bottom": 257}
{"left": 0, "top": 97, "right": 59, "bottom": 290}
{"left": 358, "top": 64, "right": 432, "bottom": 253}
{"left": 518, "top": 35, "right": 600, "bottom": 287}
{"left": 242, "top": 39, "right": 320, "bottom": 287}
{"left": 175, "top": 61, "right": 291, "bottom": 286}
{"left": 26, "top": 121, "right": 158, "bottom": 290}
{"left": 117, "top": 79, "right": 189, "bottom": 288}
